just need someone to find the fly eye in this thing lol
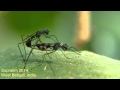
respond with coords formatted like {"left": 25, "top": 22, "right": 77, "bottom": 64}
{"left": 61, "top": 46, "right": 66, "bottom": 50}
{"left": 44, "top": 29, "right": 49, "bottom": 34}
{"left": 64, "top": 47, "right": 67, "bottom": 50}
{"left": 46, "top": 31, "right": 49, "bottom": 34}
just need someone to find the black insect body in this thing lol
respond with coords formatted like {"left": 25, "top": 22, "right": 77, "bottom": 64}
{"left": 32, "top": 42, "right": 81, "bottom": 59}
{"left": 18, "top": 29, "right": 60, "bottom": 74}
{"left": 18, "top": 29, "right": 80, "bottom": 76}
{"left": 18, "top": 29, "right": 60, "bottom": 62}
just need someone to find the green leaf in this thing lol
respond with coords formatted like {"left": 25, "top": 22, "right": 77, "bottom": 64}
{"left": 0, "top": 47, "right": 120, "bottom": 79}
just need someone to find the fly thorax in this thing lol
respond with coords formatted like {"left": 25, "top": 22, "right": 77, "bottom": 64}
{"left": 39, "top": 46, "right": 46, "bottom": 49}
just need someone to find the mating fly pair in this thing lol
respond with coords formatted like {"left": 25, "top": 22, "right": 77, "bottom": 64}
{"left": 18, "top": 29, "right": 80, "bottom": 73}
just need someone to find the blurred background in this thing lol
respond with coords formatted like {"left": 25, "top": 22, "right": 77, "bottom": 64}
{"left": 0, "top": 11, "right": 120, "bottom": 60}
